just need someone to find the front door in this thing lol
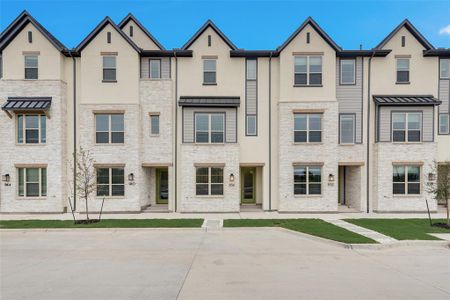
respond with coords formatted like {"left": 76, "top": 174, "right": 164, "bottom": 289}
{"left": 241, "top": 168, "right": 256, "bottom": 204}
{"left": 156, "top": 168, "right": 168, "bottom": 204}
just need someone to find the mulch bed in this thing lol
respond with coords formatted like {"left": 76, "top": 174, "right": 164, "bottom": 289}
{"left": 432, "top": 223, "right": 450, "bottom": 230}
{"left": 74, "top": 219, "right": 100, "bottom": 225}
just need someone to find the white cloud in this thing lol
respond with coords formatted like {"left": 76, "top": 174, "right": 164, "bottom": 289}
{"left": 439, "top": 25, "right": 450, "bottom": 35}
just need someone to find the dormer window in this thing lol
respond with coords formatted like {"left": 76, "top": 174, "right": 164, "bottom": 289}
{"left": 24, "top": 55, "right": 38, "bottom": 79}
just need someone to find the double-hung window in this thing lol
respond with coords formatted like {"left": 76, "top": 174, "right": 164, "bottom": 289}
{"left": 392, "top": 112, "right": 421, "bottom": 142}
{"left": 396, "top": 58, "right": 410, "bottom": 83}
{"left": 195, "top": 113, "right": 224, "bottom": 143}
{"left": 440, "top": 59, "right": 449, "bottom": 79}
{"left": 294, "top": 166, "right": 321, "bottom": 195}
{"left": 439, "top": 114, "right": 449, "bottom": 134}
{"left": 196, "top": 167, "right": 224, "bottom": 196}
{"left": 149, "top": 59, "right": 161, "bottom": 79}
{"left": 203, "top": 59, "right": 216, "bottom": 84}
{"left": 95, "top": 114, "right": 124, "bottom": 144}
{"left": 17, "top": 114, "right": 46, "bottom": 144}
{"left": 96, "top": 167, "right": 125, "bottom": 197}
{"left": 393, "top": 165, "right": 420, "bottom": 195}
{"left": 103, "top": 56, "right": 116, "bottom": 81}
{"left": 24, "top": 55, "right": 38, "bottom": 79}
{"left": 339, "top": 114, "right": 355, "bottom": 144}
{"left": 17, "top": 167, "right": 47, "bottom": 197}
{"left": 294, "top": 56, "right": 322, "bottom": 85}
{"left": 294, "top": 113, "right": 322, "bottom": 143}
{"left": 340, "top": 59, "right": 355, "bottom": 84}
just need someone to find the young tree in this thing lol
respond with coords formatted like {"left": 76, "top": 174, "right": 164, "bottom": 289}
{"left": 427, "top": 162, "right": 450, "bottom": 226}
{"left": 74, "top": 147, "right": 96, "bottom": 220}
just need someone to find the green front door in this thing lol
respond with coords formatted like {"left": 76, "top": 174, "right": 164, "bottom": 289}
{"left": 156, "top": 168, "right": 168, "bottom": 204}
{"left": 241, "top": 168, "right": 256, "bottom": 204}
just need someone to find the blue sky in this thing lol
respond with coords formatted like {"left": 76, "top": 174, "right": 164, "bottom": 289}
{"left": 1, "top": 0, "right": 449, "bottom": 50}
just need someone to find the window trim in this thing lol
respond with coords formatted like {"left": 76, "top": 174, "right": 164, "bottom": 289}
{"left": 96, "top": 167, "right": 125, "bottom": 198}
{"left": 102, "top": 55, "right": 117, "bottom": 82}
{"left": 17, "top": 167, "right": 47, "bottom": 198}
{"left": 396, "top": 58, "right": 410, "bottom": 84}
{"left": 16, "top": 113, "right": 46, "bottom": 145}
{"left": 294, "top": 113, "right": 323, "bottom": 143}
{"left": 194, "top": 112, "right": 225, "bottom": 144}
{"left": 392, "top": 165, "right": 421, "bottom": 195}
{"left": 440, "top": 59, "right": 449, "bottom": 79}
{"left": 150, "top": 113, "right": 160, "bottom": 136}
{"left": 439, "top": 113, "right": 450, "bottom": 135}
{"left": 339, "top": 59, "right": 356, "bottom": 85}
{"left": 149, "top": 59, "right": 161, "bottom": 79}
{"left": 203, "top": 59, "right": 217, "bottom": 85}
{"left": 95, "top": 113, "right": 125, "bottom": 144}
{"left": 195, "top": 167, "right": 224, "bottom": 196}
{"left": 293, "top": 165, "right": 322, "bottom": 196}
{"left": 24, "top": 55, "right": 38, "bottom": 80}
{"left": 391, "top": 111, "right": 422, "bottom": 143}
{"left": 339, "top": 114, "right": 356, "bottom": 144}
{"left": 294, "top": 55, "right": 323, "bottom": 86}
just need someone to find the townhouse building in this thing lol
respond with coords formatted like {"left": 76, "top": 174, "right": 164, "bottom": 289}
{"left": 0, "top": 11, "right": 449, "bottom": 213}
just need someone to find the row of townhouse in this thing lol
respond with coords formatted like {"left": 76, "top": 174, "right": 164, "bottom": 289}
{"left": 0, "top": 11, "right": 449, "bottom": 213}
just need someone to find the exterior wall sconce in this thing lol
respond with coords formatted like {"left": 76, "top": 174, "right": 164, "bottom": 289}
{"left": 2, "top": 174, "right": 10, "bottom": 182}
{"left": 328, "top": 173, "right": 335, "bottom": 182}
{"left": 229, "top": 173, "right": 235, "bottom": 182}
{"left": 428, "top": 172, "right": 436, "bottom": 181}
{"left": 128, "top": 173, "right": 134, "bottom": 182}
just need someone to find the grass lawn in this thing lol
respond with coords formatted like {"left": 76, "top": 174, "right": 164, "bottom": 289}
{"left": 223, "top": 219, "right": 376, "bottom": 244}
{"left": 0, "top": 219, "right": 204, "bottom": 229}
{"left": 345, "top": 219, "right": 450, "bottom": 240}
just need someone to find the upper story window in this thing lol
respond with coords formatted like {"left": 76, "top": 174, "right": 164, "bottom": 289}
{"left": 17, "top": 114, "right": 46, "bottom": 144}
{"left": 440, "top": 59, "right": 449, "bottom": 79}
{"left": 294, "top": 56, "right": 322, "bottom": 86}
{"left": 396, "top": 58, "right": 410, "bottom": 83}
{"left": 340, "top": 59, "right": 355, "bottom": 85}
{"left": 196, "top": 167, "right": 224, "bottom": 196}
{"left": 150, "top": 113, "right": 160, "bottom": 135}
{"left": 95, "top": 114, "right": 124, "bottom": 144}
{"left": 294, "top": 113, "right": 322, "bottom": 143}
{"left": 103, "top": 56, "right": 116, "bottom": 82}
{"left": 195, "top": 113, "right": 224, "bottom": 143}
{"left": 246, "top": 59, "right": 257, "bottom": 80}
{"left": 339, "top": 114, "right": 355, "bottom": 144}
{"left": 392, "top": 112, "right": 421, "bottom": 142}
{"left": 149, "top": 59, "right": 161, "bottom": 79}
{"left": 96, "top": 167, "right": 125, "bottom": 197}
{"left": 393, "top": 165, "right": 420, "bottom": 195}
{"left": 439, "top": 114, "right": 449, "bottom": 135}
{"left": 24, "top": 55, "right": 38, "bottom": 79}
{"left": 203, "top": 59, "right": 216, "bottom": 84}
{"left": 294, "top": 165, "right": 322, "bottom": 195}
{"left": 17, "top": 167, "right": 47, "bottom": 198}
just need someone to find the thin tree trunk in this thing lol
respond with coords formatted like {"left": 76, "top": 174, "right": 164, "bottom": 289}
{"left": 85, "top": 195, "right": 89, "bottom": 220}
{"left": 447, "top": 198, "right": 449, "bottom": 226}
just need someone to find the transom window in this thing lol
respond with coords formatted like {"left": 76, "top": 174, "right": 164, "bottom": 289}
{"left": 96, "top": 167, "right": 125, "bottom": 197}
{"left": 294, "top": 166, "right": 321, "bottom": 195}
{"left": 149, "top": 59, "right": 161, "bottom": 79}
{"left": 95, "top": 114, "right": 124, "bottom": 144}
{"left": 195, "top": 113, "right": 224, "bottom": 143}
{"left": 392, "top": 112, "right": 421, "bottom": 142}
{"left": 439, "top": 114, "right": 449, "bottom": 134}
{"left": 440, "top": 59, "right": 449, "bottom": 79}
{"left": 339, "top": 114, "right": 355, "bottom": 144}
{"left": 196, "top": 167, "right": 224, "bottom": 196}
{"left": 203, "top": 59, "right": 216, "bottom": 84}
{"left": 17, "top": 167, "right": 47, "bottom": 197}
{"left": 396, "top": 58, "right": 410, "bottom": 83}
{"left": 24, "top": 55, "right": 38, "bottom": 79}
{"left": 103, "top": 56, "right": 116, "bottom": 81}
{"left": 294, "top": 113, "right": 322, "bottom": 143}
{"left": 17, "top": 114, "right": 46, "bottom": 144}
{"left": 393, "top": 165, "right": 420, "bottom": 195}
{"left": 294, "top": 56, "right": 322, "bottom": 85}
{"left": 340, "top": 59, "right": 355, "bottom": 84}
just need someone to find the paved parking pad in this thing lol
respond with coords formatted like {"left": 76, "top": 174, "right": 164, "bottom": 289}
{"left": 1, "top": 229, "right": 449, "bottom": 300}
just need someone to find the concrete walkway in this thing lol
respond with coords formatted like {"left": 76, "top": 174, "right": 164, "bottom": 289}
{"left": 328, "top": 219, "right": 397, "bottom": 244}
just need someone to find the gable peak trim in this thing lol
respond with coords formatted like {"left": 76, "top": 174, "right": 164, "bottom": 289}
{"left": 181, "top": 19, "right": 237, "bottom": 50}
{"left": 118, "top": 13, "right": 165, "bottom": 50}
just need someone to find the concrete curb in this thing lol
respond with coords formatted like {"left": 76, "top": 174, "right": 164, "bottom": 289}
{"left": 0, "top": 227, "right": 205, "bottom": 233}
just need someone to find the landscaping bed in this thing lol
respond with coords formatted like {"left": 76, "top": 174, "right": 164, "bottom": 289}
{"left": 344, "top": 219, "right": 450, "bottom": 240}
{"left": 223, "top": 219, "right": 376, "bottom": 244}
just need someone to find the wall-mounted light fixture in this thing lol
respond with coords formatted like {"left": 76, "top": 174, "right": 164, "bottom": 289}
{"left": 2, "top": 174, "right": 10, "bottom": 182}
{"left": 128, "top": 173, "right": 134, "bottom": 182}
{"left": 328, "top": 173, "right": 335, "bottom": 182}
{"left": 229, "top": 173, "right": 235, "bottom": 183}
{"left": 428, "top": 172, "right": 436, "bottom": 181}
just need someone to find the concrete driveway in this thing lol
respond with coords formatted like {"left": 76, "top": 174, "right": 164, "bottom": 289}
{"left": 1, "top": 228, "right": 449, "bottom": 300}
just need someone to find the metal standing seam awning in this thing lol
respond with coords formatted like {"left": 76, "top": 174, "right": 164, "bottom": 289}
{"left": 373, "top": 95, "right": 441, "bottom": 106}
{"left": 178, "top": 96, "right": 240, "bottom": 107}
{"left": 1, "top": 97, "right": 52, "bottom": 118}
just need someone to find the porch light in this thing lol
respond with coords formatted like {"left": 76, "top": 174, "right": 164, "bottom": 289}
{"left": 328, "top": 173, "right": 335, "bottom": 182}
{"left": 128, "top": 173, "right": 134, "bottom": 182}
{"left": 2, "top": 174, "right": 10, "bottom": 182}
{"left": 428, "top": 172, "right": 436, "bottom": 181}
{"left": 229, "top": 173, "right": 235, "bottom": 182}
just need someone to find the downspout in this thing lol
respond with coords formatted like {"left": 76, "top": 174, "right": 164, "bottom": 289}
{"left": 174, "top": 51, "right": 178, "bottom": 212}
{"left": 268, "top": 52, "right": 272, "bottom": 211}
{"left": 366, "top": 51, "right": 375, "bottom": 213}
{"left": 70, "top": 51, "right": 77, "bottom": 211}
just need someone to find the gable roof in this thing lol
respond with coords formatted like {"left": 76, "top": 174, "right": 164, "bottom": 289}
{"left": 277, "top": 17, "right": 341, "bottom": 52}
{"left": 75, "top": 16, "right": 141, "bottom": 53}
{"left": 375, "top": 19, "right": 434, "bottom": 50}
{"left": 118, "top": 13, "right": 165, "bottom": 50}
{"left": 182, "top": 19, "right": 237, "bottom": 50}
{"left": 0, "top": 10, "right": 67, "bottom": 52}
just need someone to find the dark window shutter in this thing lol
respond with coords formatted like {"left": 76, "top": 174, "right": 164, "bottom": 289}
{"left": 28, "top": 31, "right": 32, "bottom": 43}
